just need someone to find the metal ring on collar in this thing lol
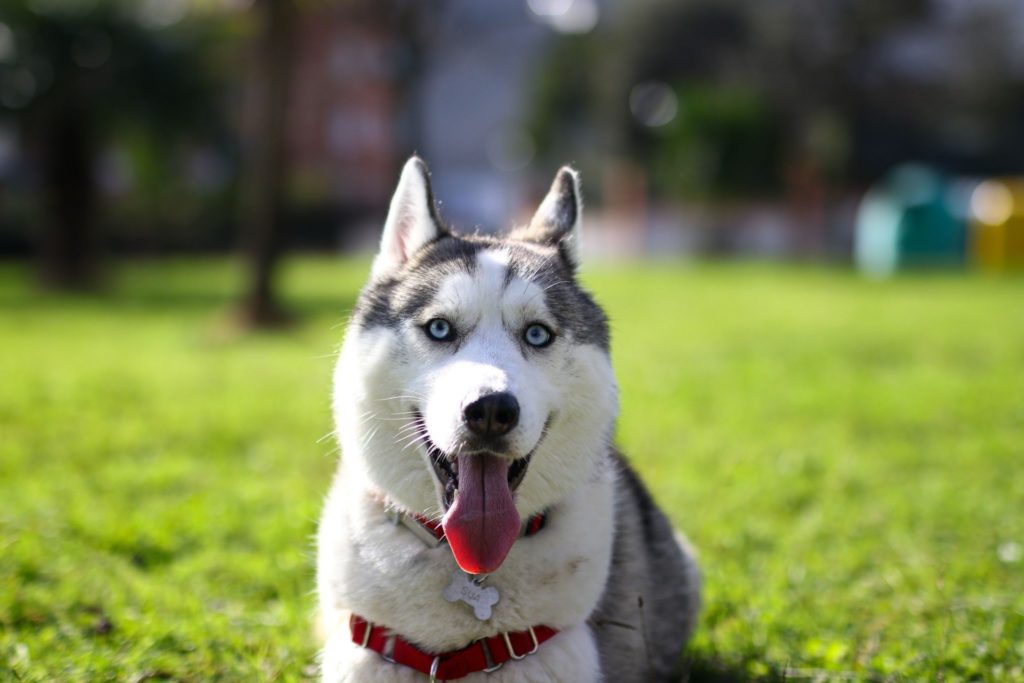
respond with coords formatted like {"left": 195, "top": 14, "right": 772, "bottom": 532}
{"left": 429, "top": 655, "right": 441, "bottom": 682}
{"left": 479, "top": 638, "right": 502, "bottom": 673}
{"left": 359, "top": 619, "right": 372, "bottom": 648}
{"left": 382, "top": 634, "right": 396, "bottom": 664}
{"left": 502, "top": 626, "right": 539, "bottom": 660}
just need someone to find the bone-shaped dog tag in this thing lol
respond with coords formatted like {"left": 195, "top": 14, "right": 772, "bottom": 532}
{"left": 442, "top": 569, "right": 499, "bottom": 621}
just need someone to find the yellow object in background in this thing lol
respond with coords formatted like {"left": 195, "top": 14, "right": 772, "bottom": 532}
{"left": 970, "top": 178, "right": 1024, "bottom": 271}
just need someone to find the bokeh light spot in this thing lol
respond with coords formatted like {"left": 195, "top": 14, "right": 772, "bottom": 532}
{"left": 137, "top": 0, "right": 190, "bottom": 30}
{"left": 0, "top": 67, "right": 36, "bottom": 109}
{"left": 970, "top": 180, "right": 1014, "bottom": 225}
{"left": 998, "top": 541, "right": 1022, "bottom": 564}
{"left": 526, "top": 0, "right": 574, "bottom": 17}
{"left": 526, "top": 0, "right": 598, "bottom": 34}
{"left": 0, "top": 23, "right": 14, "bottom": 63}
{"left": 629, "top": 81, "right": 678, "bottom": 128}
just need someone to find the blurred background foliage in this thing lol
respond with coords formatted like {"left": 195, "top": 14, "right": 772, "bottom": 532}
{"left": 0, "top": 0, "right": 235, "bottom": 283}
{"left": 0, "top": 0, "right": 1022, "bottom": 309}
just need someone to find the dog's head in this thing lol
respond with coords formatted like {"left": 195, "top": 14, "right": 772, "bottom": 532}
{"left": 333, "top": 157, "right": 617, "bottom": 574}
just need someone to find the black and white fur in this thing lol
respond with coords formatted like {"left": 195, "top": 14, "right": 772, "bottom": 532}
{"left": 317, "top": 158, "right": 700, "bottom": 682}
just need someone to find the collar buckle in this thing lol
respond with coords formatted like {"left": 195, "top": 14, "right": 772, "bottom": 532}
{"left": 503, "top": 626, "right": 539, "bottom": 660}
{"left": 359, "top": 619, "right": 372, "bottom": 648}
{"left": 479, "top": 637, "right": 503, "bottom": 673}
{"left": 388, "top": 507, "right": 446, "bottom": 547}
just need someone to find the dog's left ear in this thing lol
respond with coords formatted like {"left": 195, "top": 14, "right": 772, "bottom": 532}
{"left": 371, "top": 156, "right": 446, "bottom": 279}
{"left": 514, "top": 166, "right": 582, "bottom": 268}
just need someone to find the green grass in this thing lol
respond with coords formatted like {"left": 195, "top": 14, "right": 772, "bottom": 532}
{"left": 1, "top": 257, "right": 1022, "bottom": 681}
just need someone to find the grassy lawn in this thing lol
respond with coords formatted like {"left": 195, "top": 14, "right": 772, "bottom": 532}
{"left": 1, "top": 257, "right": 1022, "bottom": 681}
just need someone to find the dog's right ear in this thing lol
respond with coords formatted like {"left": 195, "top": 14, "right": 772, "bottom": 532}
{"left": 371, "top": 157, "right": 446, "bottom": 279}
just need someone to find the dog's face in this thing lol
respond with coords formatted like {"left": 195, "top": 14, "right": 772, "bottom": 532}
{"left": 333, "top": 158, "right": 617, "bottom": 573}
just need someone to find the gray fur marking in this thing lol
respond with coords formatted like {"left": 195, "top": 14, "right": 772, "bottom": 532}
{"left": 589, "top": 452, "right": 702, "bottom": 682}
{"left": 354, "top": 232, "right": 609, "bottom": 350}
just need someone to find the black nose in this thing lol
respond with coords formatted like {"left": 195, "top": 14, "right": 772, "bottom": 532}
{"left": 463, "top": 392, "right": 520, "bottom": 438}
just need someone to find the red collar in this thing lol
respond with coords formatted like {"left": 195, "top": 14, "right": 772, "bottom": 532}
{"left": 389, "top": 508, "right": 548, "bottom": 547}
{"left": 350, "top": 613, "right": 558, "bottom": 681}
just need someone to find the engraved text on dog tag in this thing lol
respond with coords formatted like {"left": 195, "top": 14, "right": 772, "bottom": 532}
{"left": 442, "top": 569, "right": 499, "bottom": 621}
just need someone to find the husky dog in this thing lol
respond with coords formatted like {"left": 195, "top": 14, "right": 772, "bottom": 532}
{"left": 317, "top": 158, "right": 700, "bottom": 682}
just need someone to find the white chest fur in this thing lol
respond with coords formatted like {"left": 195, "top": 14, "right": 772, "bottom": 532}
{"left": 316, "top": 460, "right": 615, "bottom": 681}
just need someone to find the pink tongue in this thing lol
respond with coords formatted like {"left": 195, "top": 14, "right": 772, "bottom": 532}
{"left": 442, "top": 454, "right": 521, "bottom": 575}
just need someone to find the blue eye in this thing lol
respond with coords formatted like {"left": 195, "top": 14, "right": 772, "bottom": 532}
{"left": 425, "top": 318, "right": 455, "bottom": 341}
{"left": 523, "top": 323, "right": 553, "bottom": 348}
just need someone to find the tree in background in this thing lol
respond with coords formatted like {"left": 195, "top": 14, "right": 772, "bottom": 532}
{"left": 235, "top": 0, "right": 442, "bottom": 328}
{"left": 0, "top": 1, "right": 225, "bottom": 289}
{"left": 236, "top": 0, "right": 295, "bottom": 327}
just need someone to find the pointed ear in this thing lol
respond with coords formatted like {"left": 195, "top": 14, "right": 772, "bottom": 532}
{"left": 514, "top": 166, "right": 583, "bottom": 268}
{"left": 371, "top": 157, "right": 446, "bottom": 279}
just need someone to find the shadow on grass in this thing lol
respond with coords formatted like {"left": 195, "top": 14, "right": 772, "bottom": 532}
{"left": 680, "top": 655, "right": 788, "bottom": 683}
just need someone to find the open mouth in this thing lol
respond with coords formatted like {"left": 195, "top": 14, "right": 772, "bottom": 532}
{"left": 412, "top": 412, "right": 546, "bottom": 575}
{"left": 415, "top": 414, "right": 535, "bottom": 510}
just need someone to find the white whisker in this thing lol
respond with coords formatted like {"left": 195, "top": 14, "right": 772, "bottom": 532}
{"left": 315, "top": 430, "right": 337, "bottom": 444}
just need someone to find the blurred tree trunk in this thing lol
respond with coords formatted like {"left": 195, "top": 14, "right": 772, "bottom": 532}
{"left": 238, "top": 0, "right": 295, "bottom": 327}
{"left": 33, "top": 103, "right": 99, "bottom": 290}
{"left": 392, "top": 2, "right": 439, "bottom": 154}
